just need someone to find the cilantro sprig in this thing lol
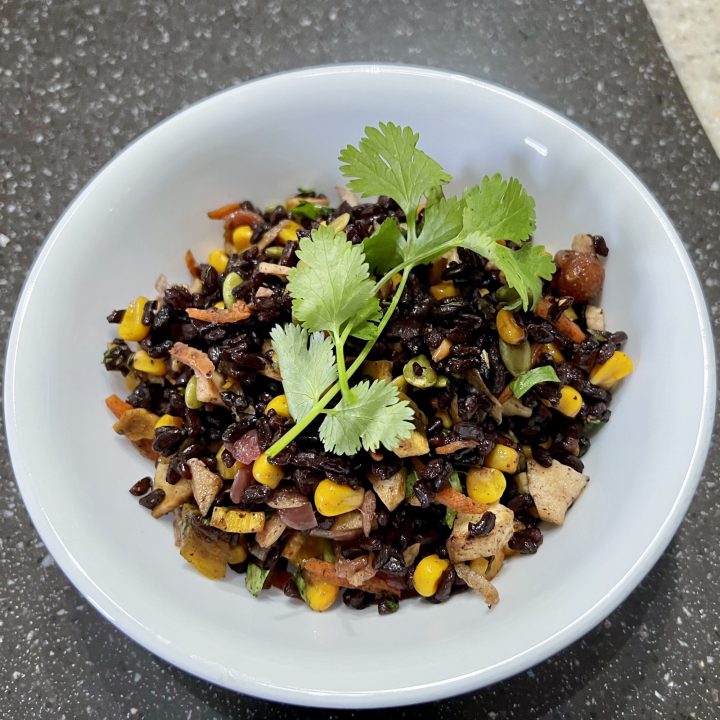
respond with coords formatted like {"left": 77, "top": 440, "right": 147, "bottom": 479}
{"left": 266, "top": 122, "right": 555, "bottom": 457}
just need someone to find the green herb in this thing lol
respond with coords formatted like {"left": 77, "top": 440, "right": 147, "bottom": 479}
{"left": 509, "top": 366, "right": 561, "bottom": 398}
{"left": 444, "top": 471, "right": 462, "bottom": 528}
{"left": 322, "top": 540, "right": 335, "bottom": 564}
{"left": 319, "top": 380, "right": 414, "bottom": 455}
{"left": 291, "top": 200, "right": 333, "bottom": 221}
{"left": 380, "top": 597, "right": 400, "bottom": 614}
{"left": 296, "top": 187, "right": 317, "bottom": 196}
{"left": 269, "top": 324, "right": 337, "bottom": 420}
{"left": 339, "top": 122, "right": 451, "bottom": 220}
{"left": 246, "top": 562, "right": 271, "bottom": 597}
{"left": 266, "top": 123, "right": 554, "bottom": 459}
{"left": 405, "top": 469, "right": 419, "bottom": 500}
{"left": 294, "top": 570, "right": 308, "bottom": 603}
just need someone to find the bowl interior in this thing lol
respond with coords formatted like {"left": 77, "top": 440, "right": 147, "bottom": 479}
{"left": 6, "top": 66, "right": 714, "bottom": 708}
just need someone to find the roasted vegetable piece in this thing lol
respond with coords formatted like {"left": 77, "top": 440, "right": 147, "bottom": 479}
{"left": 446, "top": 504, "right": 515, "bottom": 563}
{"left": 210, "top": 506, "right": 266, "bottom": 534}
{"left": 151, "top": 460, "right": 193, "bottom": 519}
{"left": 176, "top": 504, "right": 230, "bottom": 579}
{"left": 527, "top": 459, "right": 588, "bottom": 525}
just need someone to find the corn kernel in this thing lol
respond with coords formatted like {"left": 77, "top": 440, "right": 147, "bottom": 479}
{"left": 328, "top": 213, "right": 350, "bottom": 231}
{"left": 215, "top": 445, "right": 239, "bottom": 480}
{"left": 118, "top": 296, "right": 150, "bottom": 342}
{"left": 469, "top": 557, "right": 489, "bottom": 576}
{"left": 278, "top": 221, "right": 302, "bottom": 244}
{"left": 413, "top": 554, "right": 450, "bottom": 597}
{"left": 542, "top": 342, "right": 565, "bottom": 363}
{"left": 132, "top": 349, "right": 166, "bottom": 376}
{"left": 208, "top": 249, "right": 229, "bottom": 274}
{"left": 228, "top": 540, "right": 248, "bottom": 565}
{"left": 314, "top": 479, "right": 365, "bottom": 517}
{"left": 265, "top": 394, "right": 290, "bottom": 419}
{"left": 430, "top": 281, "right": 460, "bottom": 300}
{"left": 232, "top": 225, "right": 254, "bottom": 251}
{"left": 590, "top": 350, "right": 634, "bottom": 390}
{"left": 154, "top": 414, "right": 183, "bottom": 429}
{"left": 214, "top": 301, "right": 225, "bottom": 309}
{"left": 556, "top": 385, "right": 583, "bottom": 417}
{"left": 305, "top": 575, "right": 340, "bottom": 612}
{"left": 252, "top": 452, "right": 284, "bottom": 489}
{"left": 484, "top": 444, "right": 520, "bottom": 474}
{"left": 125, "top": 372, "right": 140, "bottom": 391}
{"left": 431, "top": 338, "right": 452, "bottom": 362}
{"left": 496, "top": 308, "right": 526, "bottom": 345}
{"left": 467, "top": 466, "right": 507, "bottom": 504}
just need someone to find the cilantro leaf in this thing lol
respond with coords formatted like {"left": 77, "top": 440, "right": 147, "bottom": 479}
{"left": 270, "top": 323, "right": 338, "bottom": 420}
{"left": 462, "top": 175, "right": 536, "bottom": 245}
{"left": 408, "top": 195, "right": 465, "bottom": 264}
{"left": 291, "top": 200, "right": 333, "bottom": 221}
{"left": 490, "top": 243, "right": 556, "bottom": 311}
{"left": 288, "top": 224, "right": 381, "bottom": 337}
{"left": 318, "top": 380, "right": 414, "bottom": 455}
{"left": 509, "top": 365, "right": 560, "bottom": 398}
{"left": 362, "top": 217, "right": 405, "bottom": 274}
{"left": 338, "top": 122, "right": 452, "bottom": 218}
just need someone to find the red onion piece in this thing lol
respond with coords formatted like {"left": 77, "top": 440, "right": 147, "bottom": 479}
{"left": 226, "top": 430, "right": 261, "bottom": 465}
{"left": 278, "top": 501, "right": 318, "bottom": 531}
{"left": 229, "top": 465, "right": 254, "bottom": 504}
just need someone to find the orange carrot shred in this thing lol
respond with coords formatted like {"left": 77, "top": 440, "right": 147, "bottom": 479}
{"left": 435, "top": 486, "right": 490, "bottom": 516}
{"left": 207, "top": 202, "right": 241, "bottom": 220}
{"left": 105, "top": 394, "right": 132, "bottom": 419}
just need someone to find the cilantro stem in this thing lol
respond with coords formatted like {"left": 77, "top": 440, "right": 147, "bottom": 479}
{"left": 333, "top": 329, "right": 351, "bottom": 398}
{"left": 266, "top": 266, "right": 412, "bottom": 458}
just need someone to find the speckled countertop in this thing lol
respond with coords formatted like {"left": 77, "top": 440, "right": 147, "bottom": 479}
{"left": 1, "top": 1, "right": 719, "bottom": 718}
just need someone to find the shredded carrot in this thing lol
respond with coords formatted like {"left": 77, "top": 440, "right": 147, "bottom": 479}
{"left": 224, "top": 208, "right": 264, "bottom": 231}
{"left": 170, "top": 342, "right": 214, "bottom": 378}
{"left": 105, "top": 394, "right": 132, "bottom": 419}
{"left": 435, "top": 440, "right": 479, "bottom": 455}
{"left": 185, "top": 301, "right": 252, "bottom": 324}
{"left": 303, "top": 558, "right": 401, "bottom": 596}
{"left": 535, "top": 297, "right": 586, "bottom": 344}
{"left": 497, "top": 386, "right": 513, "bottom": 404}
{"left": 435, "top": 486, "right": 490, "bottom": 516}
{"left": 185, "top": 250, "right": 199, "bottom": 279}
{"left": 207, "top": 202, "right": 241, "bottom": 220}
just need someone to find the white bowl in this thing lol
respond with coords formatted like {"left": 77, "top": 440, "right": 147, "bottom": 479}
{"left": 5, "top": 65, "right": 715, "bottom": 708}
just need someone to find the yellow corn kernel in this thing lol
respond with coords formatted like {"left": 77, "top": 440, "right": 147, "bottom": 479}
{"left": 132, "top": 349, "right": 166, "bottom": 376}
{"left": 305, "top": 575, "right": 340, "bottom": 612}
{"left": 469, "top": 557, "right": 489, "bottom": 576}
{"left": 228, "top": 539, "right": 248, "bottom": 565}
{"left": 208, "top": 249, "right": 229, "bottom": 274}
{"left": 252, "top": 452, "right": 284, "bottom": 489}
{"left": 118, "top": 296, "right": 150, "bottom": 342}
{"left": 278, "top": 221, "right": 302, "bottom": 244}
{"left": 430, "top": 281, "right": 460, "bottom": 300}
{"left": 265, "top": 394, "right": 290, "bottom": 419}
{"left": 467, "top": 466, "right": 507, "bottom": 504}
{"left": 429, "top": 257, "right": 448, "bottom": 284}
{"left": 542, "top": 342, "right": 565, "bottom": 363}
{"left": 154, "top": 414, "right": 183, "bottom": 429}
{"left": 314, "top": 479, "right": 365, "bottom": 517}
{"left": 590, "top": 351, "right": 634, "bottom": 390}
{"left": 390, "top": 273, "right": 403, "bottom": 291}
{"left": 431, "top": 338, "right": 452, "bottom": 362}
{"left": 413, "top": 554, "right": 450, "bottom": 597}
{"left": 209, "top": 506, "right": 265, "bottom": 534}
{"left": 215, "top": 445, "right": 239, "bottom": 480}
{"left": 214, "top": 301, "right": 225, "bottom": 309}
{"left": 125, "top": 372, "right": 140, "bottom": 391}
{"left": 232, "top": 225, "right": 254, "bottom": 251}
{"left": 557, "top": 385, "right": 583, "bottom": 417}
{"left": 496, "top": 309, "right": 525, "bottom": 345}
{"left": 484, "top": 444, "right": 520, "bottom": 474}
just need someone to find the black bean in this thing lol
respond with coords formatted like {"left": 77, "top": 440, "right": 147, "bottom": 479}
{"left": 509, "top": 527, "right": 544, "bottom": 554}
{"left": 428, "top": 567, "right": 456, "bottom": 603}
{"left": 378, "top": 597, "right": 400, "bottom": 615}
{"left": 283, "top": 578, "right": 301, "bottom": 600}
{"left": 106, "top": 309, "right": 125, "bottom": 323}
{"left": 591, "top": 234, "right": 609, "bottom": 256}
{"left": 343, "top": 589, "right": 373, "bottom": 610}
{"left": 139, "top": 488, "right": 165, "bottom": 510}
{"left": 242, "top": 485, "right": 273, "bottom": 504}
{"left": 506, "top": 493, "right": 535, "bottom": 514}
{"left": 152, "top": 426, "right": 186, "bottom": 455}
{"left": 129, "top": 477, "right": 151, "bottom": 496}
{"left": 374, "top": 546, "right": 407, "bottom": 576}
{"left": 468, "top": 511, "right": 496, "bottom": 538}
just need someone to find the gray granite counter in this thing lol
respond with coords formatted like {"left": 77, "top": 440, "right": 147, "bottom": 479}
{"left": 1, "top": 1, "right": 719, "bottom": 718}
